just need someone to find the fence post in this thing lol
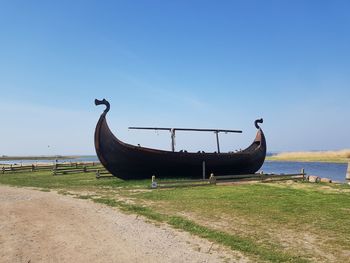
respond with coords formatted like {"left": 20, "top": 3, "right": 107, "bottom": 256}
{"left": 2, "top": 166, "right": 4, "bottom": 174}
{"left": 31, "top": 164, "right": 35, "bottom": 172}
{"left": 202, "top": 161, "right": 206, "bottom": 179}
{"left": 301, "top": 168, "right": 305, "bottom": 180}
{"left": 96, "top": 169, "right": 100, "bottom": 178}
{"left": 151, "top": 175, "right": 157, "bottom": 188}
{"left": 260, "top": 171, "right": 264, "bottom": 181}
{"left": 209, "top": 173, "right": 216, "bottom": 184}
{"left": 346, "top": 162, "right": 350, "bottom": 181}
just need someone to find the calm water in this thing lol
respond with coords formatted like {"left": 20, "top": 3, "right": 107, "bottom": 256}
{"left": 261, "top": 161, "right": 348, "bottom": 182}
{"left": 1, "top": 157, "right": 348, "bottom": 182}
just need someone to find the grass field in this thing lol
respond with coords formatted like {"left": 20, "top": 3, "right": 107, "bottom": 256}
{"left": 267, "top": 149, "right": 350, "bottom": 163}
{"left": 1, "top": 170, "right": 349, "bottom": 262}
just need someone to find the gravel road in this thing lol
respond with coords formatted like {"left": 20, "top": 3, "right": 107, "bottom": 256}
{"left": 0, "top": 185, "right": 248, "bottom": 263}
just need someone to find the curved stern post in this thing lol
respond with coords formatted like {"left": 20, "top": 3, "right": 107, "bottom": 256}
{"left": 94, "top": 98, "right": 112, "bottom": 173}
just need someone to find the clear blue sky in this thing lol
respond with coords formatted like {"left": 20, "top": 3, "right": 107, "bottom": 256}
{"left": 0, "top": 0, "right": 349, "bottom": 155}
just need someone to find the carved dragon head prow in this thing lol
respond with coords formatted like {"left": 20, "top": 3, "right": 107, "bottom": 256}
{"left": 95, "top": 99, "right": 110, "bottom": 114}
{"left": 254, "top": 118, "right": 263, "bottom": 129}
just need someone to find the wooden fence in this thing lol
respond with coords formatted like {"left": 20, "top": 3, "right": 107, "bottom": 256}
{"left": 95, "top": 169, "right": 114, "bottom": 179}
{"left": 212, "top": 170, "right": 306, "bottom": 184}
{"left": 1, "top": 162, "right": 102, "bottom": 175}
{"left": 151, "top": 169, "right": 306, "bottom": 188}
{"left": 0, "top": 161, "right": 115, "bottom": 178}
{"left": 152, "top": 178, "right": 213, "bottom": 188}
{"left": 1, "top": 164, "right": 52, "bottom": 173}
{"left": 52, "top": 162, "right": 104, "bottom": 176}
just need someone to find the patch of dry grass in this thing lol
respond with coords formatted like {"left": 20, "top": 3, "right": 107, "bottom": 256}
{"left": 267, "top": 149, "right": 350, "bottom": 163}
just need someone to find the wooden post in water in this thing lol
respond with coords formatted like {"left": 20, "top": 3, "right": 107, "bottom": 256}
{"left": 346, "top": 162, "right": 350, "bottom": 181}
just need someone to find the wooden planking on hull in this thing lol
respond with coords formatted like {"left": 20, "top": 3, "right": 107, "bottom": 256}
{"left": 94, "top": 99, "right": 266, "bottom": 180}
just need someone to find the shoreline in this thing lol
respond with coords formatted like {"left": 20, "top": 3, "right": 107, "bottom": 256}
{"left": 266, "top": 149, "right": 350, "bottom": 164}
{"left": 2, "top": 151, "right": 349, "bottom": 164}
{"left": 265, "top": 157, "right": 349, "bottom": 164}
{"left": 0, "top": 155, "right": 89, "bottom": 161}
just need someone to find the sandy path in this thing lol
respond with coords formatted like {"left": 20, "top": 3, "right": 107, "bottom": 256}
{"left": 0, "top": 185, "right": 247, "bottom": 263}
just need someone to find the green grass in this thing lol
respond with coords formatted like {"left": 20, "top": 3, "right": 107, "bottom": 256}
{"left": 135, "top": 183, "right": 350, "bottom": 230}
{"left": 1, "top": 170, "right": 350, "bottom": 262}
{"left": 0, "top": 170, "right": 150, "bottom": 189}
{"left": 128, "top": 183, "right": 350, "bottom": 262}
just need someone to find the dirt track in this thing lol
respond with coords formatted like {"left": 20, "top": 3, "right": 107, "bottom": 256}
{"left": 0, "top": 185, "right": 247, "bottom": 263}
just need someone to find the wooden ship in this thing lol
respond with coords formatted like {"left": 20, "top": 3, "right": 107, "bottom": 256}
{"left": 94, "top": 99, "right": 266, "bottom": 180}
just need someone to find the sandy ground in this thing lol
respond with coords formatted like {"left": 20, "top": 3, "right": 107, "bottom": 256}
{"left": 0, "top": 185, "right": 248, "bottom": 263}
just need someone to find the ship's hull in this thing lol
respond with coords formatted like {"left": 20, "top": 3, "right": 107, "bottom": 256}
{"left": 94, "top": 99, "right": 266, "bottom": 180}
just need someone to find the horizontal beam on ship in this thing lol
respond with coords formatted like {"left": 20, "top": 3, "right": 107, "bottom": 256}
{"left": 128, "top": 127, "right": 242, "bottom": 153}
{"left": 128, "top": 127, "right": 242, "bottom": 133}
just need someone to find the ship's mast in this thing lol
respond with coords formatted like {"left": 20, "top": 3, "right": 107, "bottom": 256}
{"left": 128, "top": 127, "right": 242, "bottom": 153}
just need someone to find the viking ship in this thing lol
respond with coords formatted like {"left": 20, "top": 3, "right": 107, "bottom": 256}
{"left": 94, "top": 99, "right": 266, "bottom": 180}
